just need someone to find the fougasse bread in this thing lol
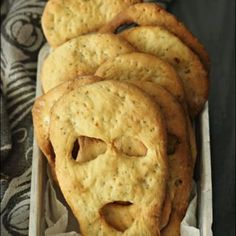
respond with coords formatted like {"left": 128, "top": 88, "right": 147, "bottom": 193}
{"left": 99, "top": 82, "right": 193, "bottom": 236}
{"left": 32, "top": 76, "right": 102, "bottom": 181}
{"left": 49, "top": 80, "right": 168, "bottom": 235}
{"left": 119, "top": 26, "right": 209, "bottom": 117}
{"left": 42, "top": 0, "right": 142, "bottom": 48}
{"left": 100, "top": 3, "right": 210, "bottom": 71}
{"left": 40, "top": 33, "right": 136, "bottom": 93}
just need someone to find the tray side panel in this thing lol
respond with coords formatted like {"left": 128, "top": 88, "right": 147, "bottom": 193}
{"left": 29, "top": 44, "right": 50, "bottom": 236}
{"left": 199, "top": 103, "right": 213, "bottom": 236}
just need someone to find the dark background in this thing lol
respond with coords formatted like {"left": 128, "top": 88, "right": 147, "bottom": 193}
{"left": 170, "top": 1, "right": 235, "bottom": 236}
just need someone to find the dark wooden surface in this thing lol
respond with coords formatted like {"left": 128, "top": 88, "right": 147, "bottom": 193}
{"left": 170, "top": 1, "right": 235, "bottom": 235}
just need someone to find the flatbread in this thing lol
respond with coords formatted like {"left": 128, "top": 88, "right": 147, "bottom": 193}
{"left": 50, "top": 80, "right": 168, "bottom": 235}
{"left": 100, "top": 3, "right": 210, "bottom": 70}
{"left": 40, "top": 33, "right": 135, "bottom": 93}
{"left": 42, "top": 0, "right": 142, "bottom": 48}
{"left": 32, "top": 76, "right": 102, "bottom": 181}
{"left": 120, "top": 26, "right": 209, "bottom": 116}
{"left": 95, "top": 52, "right": 185, "bottom": 107}
{"left": 100, "top": 82, "right": 193, "bottom": 235}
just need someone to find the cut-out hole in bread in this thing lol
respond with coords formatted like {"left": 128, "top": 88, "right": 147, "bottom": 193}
{"left": 48, "top": 141, "right": 56, "bottom": 161}
{"left": 167, "top": 134, "right": 180, "bottom": 155}
{"left": 72, "top": 139, "right": 80, "bottom": 161}
{"left": 115, "top": 23, "right": 139, "bottom": 34}
{"left": 175, "top": 179, "right": 183, "bottom": 187}
{"left": 71, "top": 137, "right": 107, "bottom": 163}
{"left": 114, "top": 136, "right": 147, "bottom": 157}
{"left": 100, "top": 201, "right": 134, "bottom": 232}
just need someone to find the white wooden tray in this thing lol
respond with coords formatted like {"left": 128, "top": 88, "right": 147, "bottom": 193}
{"left": 29, "top": 44, "right": 213, "bottom": 236}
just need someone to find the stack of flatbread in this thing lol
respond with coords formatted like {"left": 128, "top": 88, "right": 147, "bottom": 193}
{"left": 32, "top": 1, "right": 210, "bottom": 235}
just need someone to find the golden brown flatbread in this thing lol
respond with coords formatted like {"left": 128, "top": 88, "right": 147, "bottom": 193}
{"left": 42, "top": 0, "right": 142, "bottom": 48}
{"left": 50, "top": 80, "right": 168, "bottom": 235}
{"left": 40, "top": 33, "right": 136, "bottom": 93}
{"left": 120, "top": 26, "right": 209, "bottom": 116}
{"left": 95, "top": 52, "right": 185, "bottom": 107}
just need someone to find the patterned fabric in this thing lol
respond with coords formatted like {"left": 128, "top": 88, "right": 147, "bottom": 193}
{"left": 0, "top": 0, "right": 172, "bottom": 235}
{"left": 0, "top": 87, "right": 12, "bottom": 162}
{"left": 1, "top": 1, "right": 46, "bottom": 235}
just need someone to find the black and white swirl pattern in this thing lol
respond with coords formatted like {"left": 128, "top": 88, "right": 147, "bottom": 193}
{"left": 6, "top": 62, "right": 36, "bottom": 130}
{"left": 1, "top": 0, "right": 45, "bottom": 129}
{"left": 1, "top": 0, "right": 45, "bottom": 56}
{"left": 0, "top": 0, "right": 46, "bottom": 235}
{"left": 0, "top": 168, "right": 31, "bottom": 236}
